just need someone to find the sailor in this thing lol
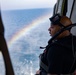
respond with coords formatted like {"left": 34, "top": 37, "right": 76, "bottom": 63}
{"left": 35, "top": 14, "right": 76, "bottom": 75}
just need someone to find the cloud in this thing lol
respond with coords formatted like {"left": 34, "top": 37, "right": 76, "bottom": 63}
{"left": 1, "top": 0, "right": 57, "bottom": 10}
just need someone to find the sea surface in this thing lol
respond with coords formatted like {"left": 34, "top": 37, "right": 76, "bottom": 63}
{"left": 1, "top": 8, "right": 52, "bottom": 75}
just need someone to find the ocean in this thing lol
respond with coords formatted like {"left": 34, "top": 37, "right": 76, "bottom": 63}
{"left": 1, "top": 8, "right": 52, "bottom": 75}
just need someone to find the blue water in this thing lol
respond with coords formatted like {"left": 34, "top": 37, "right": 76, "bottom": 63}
{"left": 1, "top": 8, "right": 52, "bottom": 75}
{"left": 2, "top": 8, "right": 52, "bottom": 41}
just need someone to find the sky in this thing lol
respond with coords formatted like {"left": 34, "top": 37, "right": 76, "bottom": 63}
{"left": 1, "top": 0, "right": 57, "bottom": 10}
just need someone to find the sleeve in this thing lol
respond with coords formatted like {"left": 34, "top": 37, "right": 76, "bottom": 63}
{"left": 47, "top": 44, "right": 63, "bottom": 74}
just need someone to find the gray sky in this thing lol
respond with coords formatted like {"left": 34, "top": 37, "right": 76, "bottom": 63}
{"left": 1, "top": 0, "right": 57, "bottom": 10}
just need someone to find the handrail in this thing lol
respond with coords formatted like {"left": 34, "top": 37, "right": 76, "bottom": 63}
{"left": 0, "top": 10, "right": 15, "bottom": 75}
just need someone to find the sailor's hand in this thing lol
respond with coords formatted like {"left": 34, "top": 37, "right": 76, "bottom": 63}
{"left": 36, "top": 70, "right": 41, "bottom": 74}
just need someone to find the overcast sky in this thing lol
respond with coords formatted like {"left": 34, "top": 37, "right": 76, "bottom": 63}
{"left": 1, "top": 0, "right": 57, "bottom": 10}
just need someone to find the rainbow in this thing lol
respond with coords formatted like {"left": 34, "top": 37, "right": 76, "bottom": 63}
{"left": 8, "top": 12, "right": 52, "bottom": 48}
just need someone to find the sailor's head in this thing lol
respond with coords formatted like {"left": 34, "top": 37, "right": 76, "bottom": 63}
{"left": 48, "top": 14, "right": 72, "bottom": 38}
